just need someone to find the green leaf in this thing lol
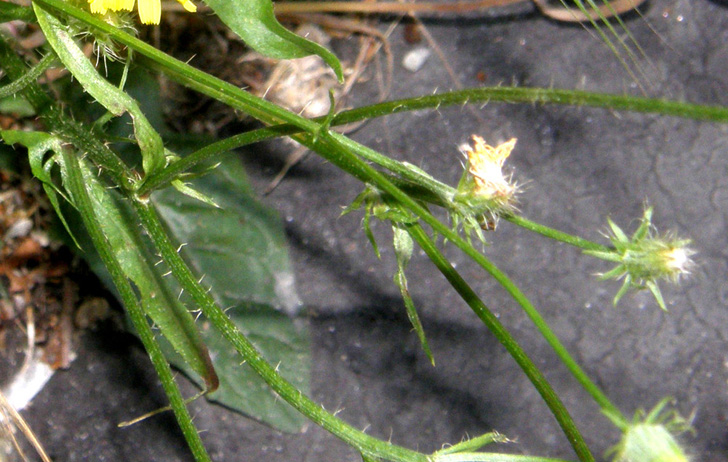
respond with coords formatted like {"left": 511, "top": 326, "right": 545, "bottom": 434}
{"left": 0, "top": 2, "right": 34, "bottom": 22}
{"left": 343, "top": 187, "right": 382, "bottom": 258}
{"left": 646, "top": 280, "right": 667, "bottom": 311}
{"left": 433, "top": 432, "right": 507, "bottom": 455}
{"left": 1, "top": 130, "right": 79, "bottom": 248}
{"left": 74, "top": 159, "right": 219, "bottom": 392}
{"left": 34, "top": 4, "right": 166, "bottom": 177}
{"left": 3, "top": 129, "right": 218, "bottom": 392}
{"left": 600, "top": 265, "right": 627, "bottom": 280}
{"left": 202, "top": 0, "right": 343, "bottom": 82}
{"left": 583, "top": 249, "right": 622, "bottom": 263}
{"left": 607, "top": 217, "right": 629, "bottom": 244}
{"left": 612, "top": 276, "right": 633, "bottom": 307}
{"left": 171, "top": 178, "right": 220, "bottom": 208}
{"left": 392, "top": 225, "right": 434, "bottom": 365}
{"left": 153, "top": 156, "right": 310, "bottom": 432}
{"left": 0, "top": 95, "right": 35, "bottom": 117}
{"left": 632, "top": 206, "right": 653, "bottom": 241}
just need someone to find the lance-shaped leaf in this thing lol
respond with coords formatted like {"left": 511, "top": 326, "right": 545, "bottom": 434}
{"left": 34, "top": 4, "right": 165, "bottom": 177}
{"left": 152, "top": 157, "right": 310, "bottom": 432}
{"left": 203, "top": 0, "right": 343, "bottom": 82}
{"left": 73, "top": 162, "right": 219, "bottom": 392}
{"left": 4, "top": 130, "right": 218, "bottom": 392}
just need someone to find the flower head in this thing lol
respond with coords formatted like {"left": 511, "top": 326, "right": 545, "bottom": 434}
{"left": 464, "top": 135, "right": 517, "bottom": 199}
{"left": 88, "top": 0, "right": 196, "bottom": 25}
{"left": 452, "top": 135, "right": 520, "bottom": 240}
{"left": 585, "top": 206, "right": 695, "bottom": 310}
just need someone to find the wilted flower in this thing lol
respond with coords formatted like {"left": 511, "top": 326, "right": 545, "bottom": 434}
{"left": 88, "top": 0, "right": 196, "bottom": 25}
{"left": 585, "top": 206, "right": 694, "bottom": 310}
{"left": 464, "top": 135, "right": 517, "bottom": 200}
{"left": 451, "top": 135, "right": 520, "bottom": 240}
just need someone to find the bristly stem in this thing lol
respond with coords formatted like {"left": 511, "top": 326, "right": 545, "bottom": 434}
{"left": 504, "top": 215, "right": 610, "bottom": 252}
{"left": 406, "top": 223, "right": 626, "bottom": 426}
{"left": 0, "top": 37, "right": 135, "bottom": 190}
{"left": 406, "top": 223, "right": 598, "bottom": 461}
{"left": 0, "top": 52, "right": 55, "bottom": 99}
{"left": 24, "top": 1, "right": 628, "bottom": 453}
{"left": 133, "top": 199, "right": 429, "bottom": 462}
{"left": 61, "top": 151, "right": 211, "bottom": 462}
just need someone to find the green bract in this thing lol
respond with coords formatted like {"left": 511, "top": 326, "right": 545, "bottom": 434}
{"left": 584, "top": 207, "right": 694, "bottom": 310}
{"left": 605, "top": 398, "right": 692, "bottom": 462}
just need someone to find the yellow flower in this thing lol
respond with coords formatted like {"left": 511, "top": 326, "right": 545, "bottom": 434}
{"left": 464, "top": 135, "right": 517, "bottom": 199}
{"left": 88, "top": 0, "right": 196, "bottom": 25}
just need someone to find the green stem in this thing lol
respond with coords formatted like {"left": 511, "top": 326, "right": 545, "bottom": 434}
{"left": 61, "top": 151, "right": 211, "bottom": 462}
{"left": 432, "top": 452, "right": 566, "bottom": 462}
{"left": 132, "top": 199, "right": 428, "bottom": 462}
{"left": 0, "top": 37, "right": 135, "bottom": 190}
{"left": 138, "top": 124, "right": 300, "bottom": 195}
{"left": 434, "top": 455, "right": 573, "bottom": 462}
{"left": 145, "top": 122, "right": 621, "bottom": 436}
{"left": 504, "top": 215, "right": 610, "bottom": 252}
{"left": 25, "top": 0, "right": 623, "bottom": 446}
{"left": 406, "top": 224, "right": 595, "bottom": 461}
{"left": 138, "top": 122, "right": 618, "bottom": 430}
{"left": 329, "top": 87, "right": 728, "bottom": 124}
{"left": 451, "top": 225, "right": 624, "bottom": 423}
{"left": 28, "top": 0, "right": 448, "bottom": 197}
{"left": 293, "top": 132, "right": 598, "bottom": 461}
{"left": 0, "top": 52, "right": 55, "bottom": 98}
{"left": 137, "top": 51, "right": 455, "bottom": 198}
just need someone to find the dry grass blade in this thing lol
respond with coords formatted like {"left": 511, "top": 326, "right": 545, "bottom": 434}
{"left": 533, "top": 0, "right": 647, "bottom": 22}
{"left": 0, "top": 391, "right": 52, "bottom": 462}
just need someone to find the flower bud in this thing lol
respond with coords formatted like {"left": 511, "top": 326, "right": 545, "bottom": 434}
{"left": 613, "top": 423, "right": 690, "bottom": 462}
{"left": 585, "top": 207, "right": 694, "bottom": 310}
{"left": 606, "top": 398, "right": 693, "bottom": 462}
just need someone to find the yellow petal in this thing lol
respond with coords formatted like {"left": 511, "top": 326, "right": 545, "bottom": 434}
{"left": 88, "top": 0, "right": 108, "bottom": 14}
{"left": 105, "top": 0, "right": 134, "bottom": 11}
{"left": 177, "top": 0, "right": 197, "bottom": 12}
{"left": 465, "top": 136, "right": 517, "bottom": 198}
{"left": 137, "top": 0, "right": 161, "bottom": 24}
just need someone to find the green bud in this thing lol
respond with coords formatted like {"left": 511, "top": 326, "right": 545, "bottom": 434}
{"left": 606, "top": 398, "right": 693, "bottom": 462}
{"left": 613, "top": 423, "right": 689, "bottom": 462}
{"left": 585, "top": 207, "right": 694, "bottom": 310}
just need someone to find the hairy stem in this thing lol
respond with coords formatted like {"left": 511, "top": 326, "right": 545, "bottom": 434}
{"left": 61, "top": 151, "right": 210, "bottom": 462}
{"left": 407, "top": 223, "right": 598, "bottom": 460}
{"left": 133, "top": 199, "right": 428, "bottom": 462}
{"left": 504, "top": 215, "right": 610, "bottom": 252}
{"left": 0, "top": 37, "right": 135, "bottom": 189}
